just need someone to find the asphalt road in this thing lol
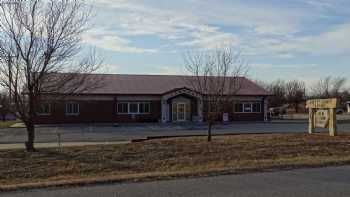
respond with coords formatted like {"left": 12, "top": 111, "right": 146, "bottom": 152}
{"left": 2, "top": 166, "right": 350, "bottom": 197}
{"left": 1, "top": 121, "right": 350, "bottom": 143}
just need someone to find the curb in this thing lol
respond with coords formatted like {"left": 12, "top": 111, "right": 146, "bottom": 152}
{"left": 131, "top": 132, "right": 297, "bottom": 143}
{"left": 0, "top": 141, "right": 130, "bottom": 150}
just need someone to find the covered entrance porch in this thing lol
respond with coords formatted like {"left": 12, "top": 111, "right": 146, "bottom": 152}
{"left": 161, "top": 88, "right": 203, "bottom": 123}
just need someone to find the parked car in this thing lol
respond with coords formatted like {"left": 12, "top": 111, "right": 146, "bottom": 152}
{"left": 269, "top": 107, "right": 287, "bottom": 117}
{"left": 336, "top": 108, "right": 344, "bottom": 114}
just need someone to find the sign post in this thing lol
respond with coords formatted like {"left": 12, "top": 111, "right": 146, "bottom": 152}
{"left": 222, "top": 113, "right": 229, "bottom": 122}
{"left": 306, "top": 98, "right": 338, "bottom": 136}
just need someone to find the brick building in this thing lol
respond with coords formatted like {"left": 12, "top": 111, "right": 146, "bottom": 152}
{"left": 34, "top": 74, "right": 271, "bottom": 124}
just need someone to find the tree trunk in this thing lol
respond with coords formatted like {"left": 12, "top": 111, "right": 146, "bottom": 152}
{"left": 25, "top": 123, "right": 36, "bottom": 152}
{"left": 295, "top": 102, "right": 299, "bottom": 113}
{"left": 207, "top": 121, "right": 212, "bottom": 142}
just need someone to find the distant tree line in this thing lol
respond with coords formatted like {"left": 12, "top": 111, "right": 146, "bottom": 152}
{"left": 259, "top": 76, "right": 350, "bottom": 112}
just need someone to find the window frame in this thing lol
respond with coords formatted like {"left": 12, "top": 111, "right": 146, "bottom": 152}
{"left": 37, "top": 103, "right": 51, "bottom": 116}
{"left": 139, "top": 102, "right": 151, "bottom": 114}
{"left": 128, "top": 102, "right": 139, "bottom": 114}
{"left": 234, "top": 102, "right": 262, "bottom": 113}
{"left": 252, "top": 103, "right": 262, "bottom": 113}
{"left": 117, "top": 102, "right": 129, "bottom": 114}
{"left": 65, "top": 102, "right": 80, "bottom": 116}
{"left": 116, "top": 102, "right": 151, "bottom": 115}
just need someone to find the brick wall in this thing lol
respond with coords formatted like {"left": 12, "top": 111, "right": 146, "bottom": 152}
{"left": 34, "top": 100, "right": 161, "bottom": 124}
{"left": 202, "top": 100, "right": 265, "bottom": 122}
{"left": 34, "top": 97, "right": 265, "bottom": 124}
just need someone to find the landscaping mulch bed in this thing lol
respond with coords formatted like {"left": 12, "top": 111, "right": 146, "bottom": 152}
{"left": 1, "top": 133, "right": 350, "bottom": 189}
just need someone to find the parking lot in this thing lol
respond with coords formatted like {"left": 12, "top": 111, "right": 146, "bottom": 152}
{"left": 1, "top": 121, "right": 350, "bottom": 144}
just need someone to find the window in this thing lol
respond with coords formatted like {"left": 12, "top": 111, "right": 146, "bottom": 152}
{"left": 235, "top": 102, "right": 261, "bottom": 113}
{"left": 208, "top": 102, "right": 218, "bottom": 113}
{"left": 129, "top": 103, "right": 139, "bottom": 114}
{"left": 244, "top": 103, "right": 252, "bottom": 113}
{"left": 235, "top": 103, "right": 243, "bottom": 113}
{"left": 117, "top": 103, "right": 128, "bottom": 114}
{"left": 38, "top": 103, "right": 51, "bottom": 115}
{"left": 139, "top": 102, "right": 150, "bottom": 114}
{"left": 65, "top": 103, "right": 79, "bottom": 116}
{"left": 252, "top": 103, "right": 261, "bottom": 113}
{"left": 117, "top": 102, "right": 151, "bottom": 114}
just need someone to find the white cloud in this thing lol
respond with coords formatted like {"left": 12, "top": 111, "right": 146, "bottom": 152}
{"left": 301, "top": 0, "right": 348, "bottom": 16}
{"left": 303, "top": 0, "right": 336, "bottom": 10}
{"left": 82, "top": 29, "right": 158, "bottom": 53}
{"left": 251, "top": 64, "right": 319, "bottom": 69}
{"left": 240, "top": 22, "right": 350, "bottom": 58}
{"left": 90, "top": 0, "right": 241, "bottom": 50}
{"left": 178, "top": 26, "right": 240, "bottom": 50}
{"left": 184, "top": 0, "right": 307, "bottom": 36}
{"left": 148, "top": 65, "right": 186, "bottom": 75}
{"left": 269, "top": 23, "right": 350, "bottom": 56}
{"left": 98, "top": 64, "right": 121, "bottom": 74}
{"left": 87, "top": 0, "right": 350, "bottom": 58}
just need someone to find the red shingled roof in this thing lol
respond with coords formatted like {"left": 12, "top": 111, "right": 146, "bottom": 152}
{"left": 75, "top": 74, "right": 270, "bottom": 96}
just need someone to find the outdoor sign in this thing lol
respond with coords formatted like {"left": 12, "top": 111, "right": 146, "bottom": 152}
{"left": 306, "top": 98, "right": 337, "bottom": 136}
{"left": 223, "top": 113, "right": 229, "bottom": 122}
{"left": 315, "top": 110, "right": 329, "bottom": 128}
{"left": 306, "top": 99, "right": 337, "bottom": 109}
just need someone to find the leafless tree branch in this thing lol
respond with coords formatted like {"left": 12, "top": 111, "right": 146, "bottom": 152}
{"left": 0, "top": 0, "right": 101, "bottom": 151}
{"left": 184, "top": 46, "right": 249, "bottom": 141}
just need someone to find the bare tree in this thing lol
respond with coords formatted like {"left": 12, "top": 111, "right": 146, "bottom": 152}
{"left": 0, "top": 0, "right": 100, "bottom": 151}
{"left": 330, "top": 77, "right": 347, "bottom": 98}
{"left": 0, "top": 92, "right": 10, "bottom": 121}
{"left": 266, "top": 79, "right": 287, "bottom": 108}
{"left": 184, "top": 47, "right": 248, "bottom": 142}
{"left": 310, "top": 76, "right": 347, "bottom": 99}
{"left": 285, "top": 80, "right": 306, "bottom": 113}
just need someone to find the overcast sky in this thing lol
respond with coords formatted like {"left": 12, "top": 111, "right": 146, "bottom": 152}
{"left": 85, "top": 0, "right": 350, "bottom": 86}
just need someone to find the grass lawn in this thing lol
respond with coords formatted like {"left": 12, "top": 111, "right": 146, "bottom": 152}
{"left": 0, "top": 120, "right": 19, "bottom": 129}
{"left": 1, "top": 133, "right": 350, "bottom": 189}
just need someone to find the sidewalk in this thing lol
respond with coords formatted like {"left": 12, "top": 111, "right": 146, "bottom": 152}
{"left": 0, "top": 141, "right": 129, "bottom": 150}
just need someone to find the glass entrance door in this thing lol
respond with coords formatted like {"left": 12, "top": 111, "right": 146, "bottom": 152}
{"left": 177, "top": 103, "right": 186, "bottom": 121}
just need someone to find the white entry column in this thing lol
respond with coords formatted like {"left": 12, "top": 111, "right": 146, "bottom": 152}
{"left": 264, "top": 97, "right": 268, "bottom": 121}
{"left": 197, "top": 98, "right": 203, "bottom": 122}
{"left": 161, "top": 99, "right": 169, "bottom": 123}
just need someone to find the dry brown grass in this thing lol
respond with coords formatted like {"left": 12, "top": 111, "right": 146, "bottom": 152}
{"left": 0, "top": 120, "right": 19, "bottom": 129}
{"left": 1, "top": 133, "right": 350, "bottom": 189}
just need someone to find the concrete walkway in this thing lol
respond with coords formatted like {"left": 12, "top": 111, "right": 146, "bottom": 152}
{"left": 2, "top": 121, "right": 350, "bottom": 144}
